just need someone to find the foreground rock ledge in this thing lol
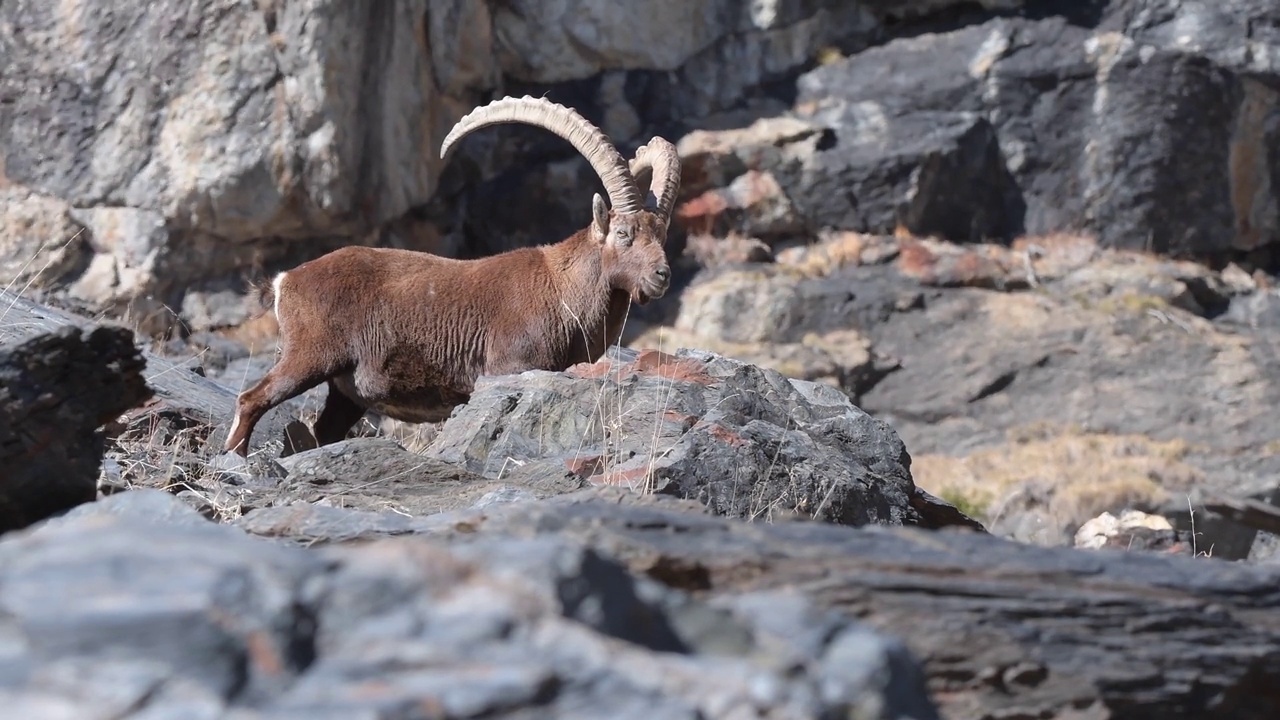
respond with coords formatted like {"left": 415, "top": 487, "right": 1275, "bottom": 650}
{"left": 243, "top": 488, "right": 1280, "bottom": 720}
{"left": 0, "top": 489, "right": 941, "bottom": 720}
{"left": 5, "top": 485, "right": 1278, "bottom": 719}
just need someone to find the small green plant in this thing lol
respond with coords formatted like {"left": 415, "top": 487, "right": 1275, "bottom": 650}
{"left": 938, "top": 486, "right": 992, "bottom": 520}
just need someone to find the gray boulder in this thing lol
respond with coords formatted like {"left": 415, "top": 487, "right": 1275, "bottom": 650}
{"left": 426, "top": 346, "right": 927, "bottom": 527}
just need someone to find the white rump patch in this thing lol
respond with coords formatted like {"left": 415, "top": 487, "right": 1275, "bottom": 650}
{"left": 272, "top": 272, "right": 286, "bottom": 319}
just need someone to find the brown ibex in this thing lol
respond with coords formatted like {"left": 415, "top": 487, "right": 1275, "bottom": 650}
{"left": 224, "top": 96, "right": 681, "bottom": 456}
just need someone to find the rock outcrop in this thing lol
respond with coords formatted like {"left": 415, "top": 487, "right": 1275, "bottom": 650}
{"left": 103, "top": 334, "right": 974, "bottom": 533}
{"left": 0, "top": 287, "right": 307, "bottom": 462}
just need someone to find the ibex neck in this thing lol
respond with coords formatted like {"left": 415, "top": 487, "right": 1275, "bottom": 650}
{"left": 542, "top": 231, "right": 620, "bottom": 362}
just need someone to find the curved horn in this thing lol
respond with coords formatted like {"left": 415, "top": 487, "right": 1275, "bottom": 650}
{"left": 440, "top": 95, "right": 643, "bottom": 214}
{"left": 628, "top": 137, "right": 681, "bottom": 224}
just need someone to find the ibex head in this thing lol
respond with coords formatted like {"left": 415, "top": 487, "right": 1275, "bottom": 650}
{"left": 441, "top": 96, "right": 681, "bottom": 305}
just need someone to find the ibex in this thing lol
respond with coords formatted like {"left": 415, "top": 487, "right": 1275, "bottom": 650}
{"left": 224, "top": 96, "right": 681, "bottom": 456}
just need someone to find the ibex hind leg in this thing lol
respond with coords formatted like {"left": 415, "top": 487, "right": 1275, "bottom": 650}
{"left": 313, "top": 380, "right": 368, "bottom": 446}
{"left": 225, "top": 354, "right": 331, "bottom": 456}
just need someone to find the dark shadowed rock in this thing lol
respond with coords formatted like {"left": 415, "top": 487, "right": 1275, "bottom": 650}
{"left": 0, "top": 491, "right": 942, "bottom": 719}
{"left": 0, "top": 325, "right": 151, "bottom": 533}
{"left": 795, "top": 17, "right": 1091, "bottom": 239}
{"left": 0, "top": 288, "right": 314, "bottom": 459}
{"left": 775, "top": 106, "right": 1025, "bottom": 242}
{"left": 672, "top": 102, "right": 1026, "bottom": 244}
{"left": 426, "top": 346, "right": 936, "bottom": 528}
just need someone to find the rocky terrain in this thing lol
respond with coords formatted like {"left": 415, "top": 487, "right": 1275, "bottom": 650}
{"left": 4, "top": 0, "right": 1280, "bottom": 718}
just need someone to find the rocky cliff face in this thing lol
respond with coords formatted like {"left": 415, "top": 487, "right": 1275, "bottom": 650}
{"left": 0, "top": 0, "right": 877, "bottom": 331}
{"left": 7, "top": 0, "right": 1279, "bottom": 335}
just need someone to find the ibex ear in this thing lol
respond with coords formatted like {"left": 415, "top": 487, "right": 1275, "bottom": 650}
{"left": 591, "top": 193, "right": 609, "bottom": 242}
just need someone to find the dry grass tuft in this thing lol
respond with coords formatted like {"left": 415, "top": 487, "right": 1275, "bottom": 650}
{"left": 911, "top": 422, "right": 1203, "bottom": 533}
{"left": 103, "top": 409, "right": 253, "bottom": 523}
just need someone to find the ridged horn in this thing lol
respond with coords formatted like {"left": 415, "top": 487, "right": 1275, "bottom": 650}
{"left": 628, "top": 137, "right": 681, "bottom": 224}
{"left": 440, "top": 95, "right": 643, "bottom": 214}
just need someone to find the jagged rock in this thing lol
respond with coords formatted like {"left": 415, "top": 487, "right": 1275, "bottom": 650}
{"left": 1221, "top": 288, "right": 1280, "bottom": 329}
{"left": 670, "top": 263, "right": 918, "bottom": 345}
{"left": 627, "top": 262, "right": 910, "bottom": 400}
{"left": 634, "top": 228, "right": 1280, "bottom": 552}
{"left": 227, "top": 486, "right": 1280, "bottom": 717}
{"left": 45, "top": 486, "right": 213, "bottom": 529}
{"left": 794, "top": 5, "right": 1280, "bottom": 254}
{"left": 1074, "top": 509, "right": 1191, "bottom": 554}
{"left": 628, "top": 323, "right": 895, "bottom": 400}
{"left": 676, "top": 116, "right": 828, "bottom": 200}
{"left": 896, "top": 236, "right": 1035, "bottom": 290}
{"left": 681, "top": 232, "right": 776, "bottom": 268}
{"left": 425, "top": 346, "right": 938, "bottom": 528}
{"left": 0, "top": 325, "right": 151, "bottom": 533}
{"left": 677, "top": 170, "right": 806, "bottom": 241}
{"left": 854, "top": 254, "right": 1280, "bottom": 549}
{"left": 673, "top": 103, "right": 1025, "bottom": 243}
{"left": 0, "top": 492, "right": 943, "bottom": 719}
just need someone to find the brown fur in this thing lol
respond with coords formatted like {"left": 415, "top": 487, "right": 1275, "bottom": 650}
{"left": 223, "top": 207, "right": 672, "bottom": 455}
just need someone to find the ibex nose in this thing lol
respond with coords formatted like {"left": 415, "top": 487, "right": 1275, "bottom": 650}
{"left": 653, "top": 267, "right": 670, "bottom": 282}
